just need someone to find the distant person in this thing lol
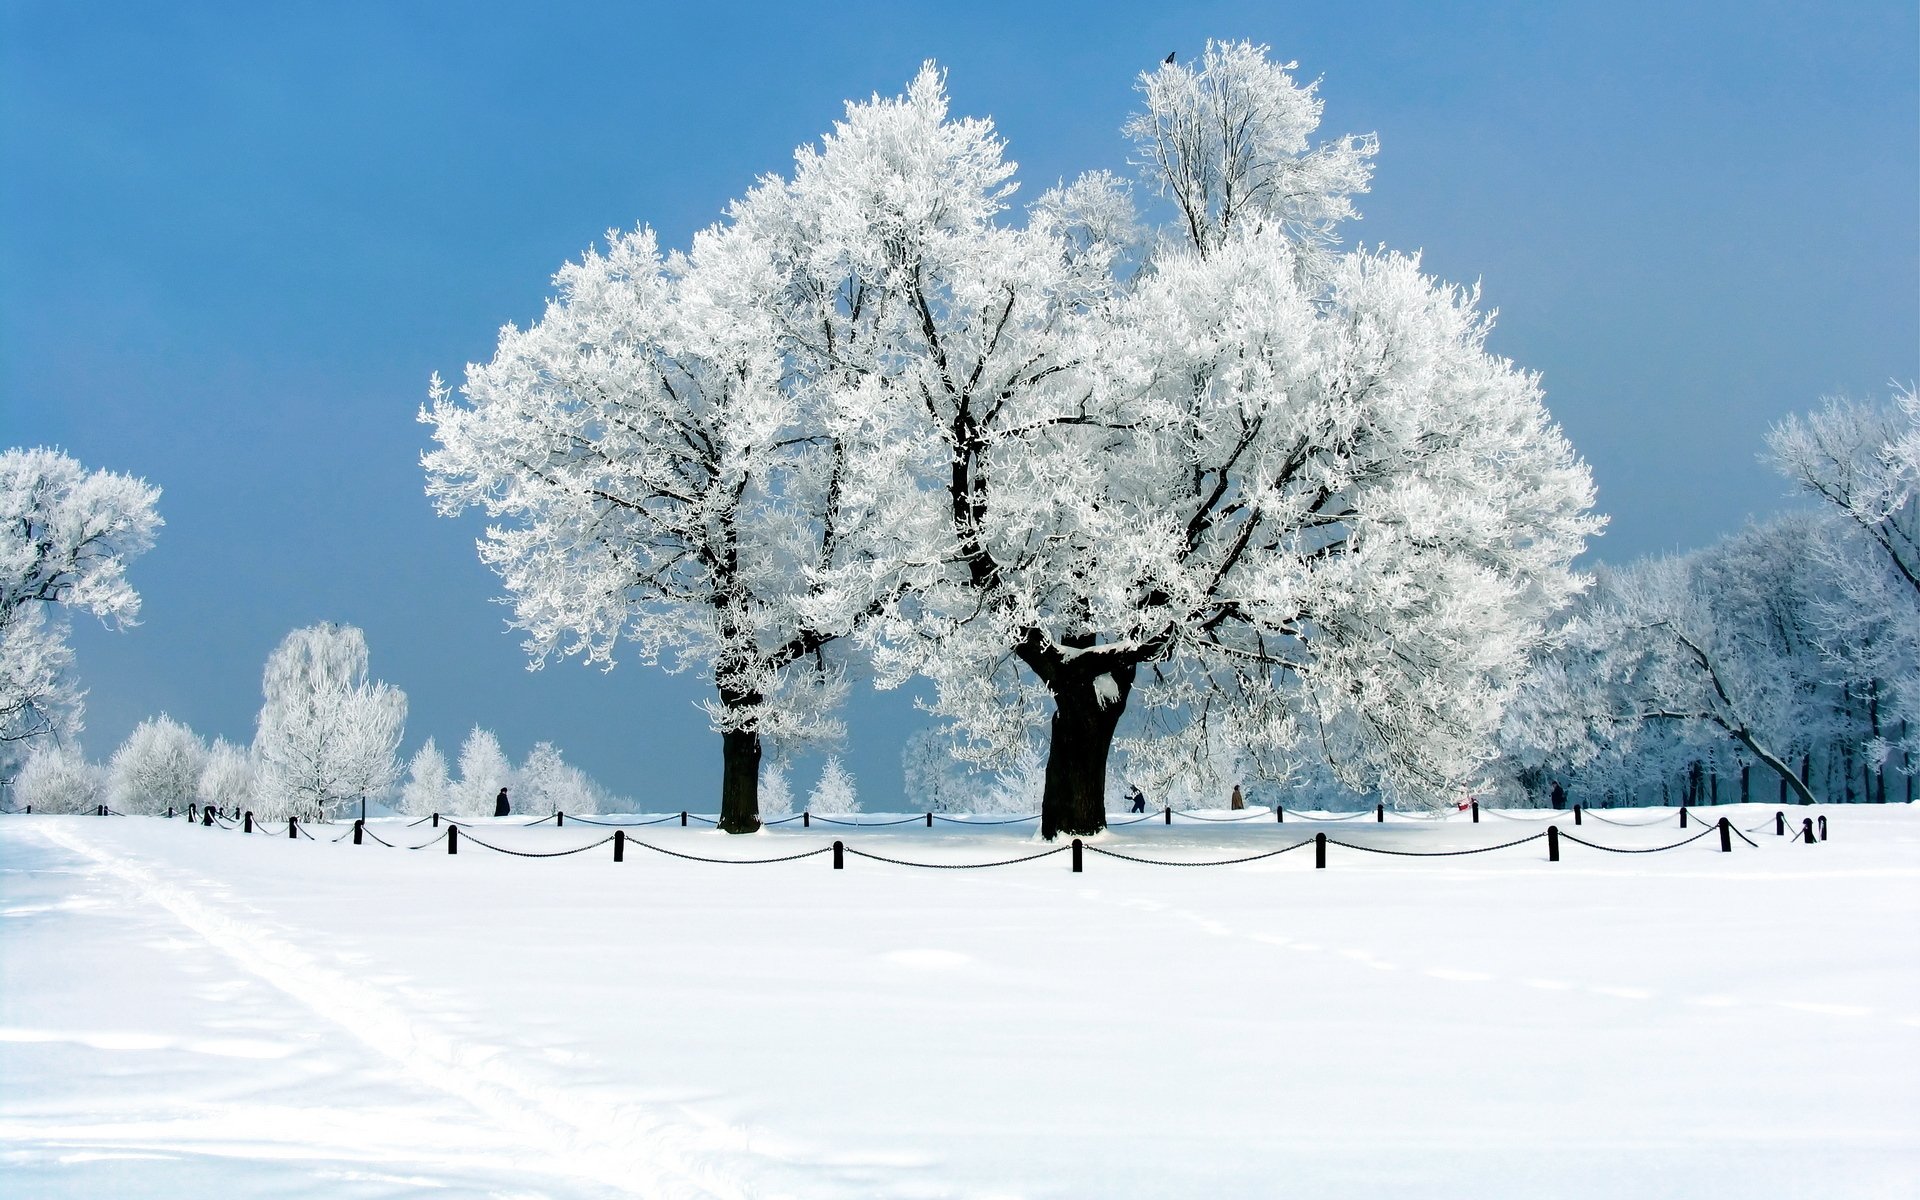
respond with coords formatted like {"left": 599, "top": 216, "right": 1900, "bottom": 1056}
{"left": 494, "top": 787, "right": 510, "bottom": 817}
{"left": 1126, "top": 784, "right": 1147, "bottom": 814}
{"left": 1549, "top": 780, "right": 1567, "bottom": 810}
{"left": 1230, "top": 784, "right": 1245, "bottom": 810}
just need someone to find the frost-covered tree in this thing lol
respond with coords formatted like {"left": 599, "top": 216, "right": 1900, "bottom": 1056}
{"left": 108, "top": 714, "right": 206, "bottom": 815}
{"left": 759, "top": 759, "right": 795, "bottom": 819}
{"left": 0, "top": 448, "right": 162, "bottom": 765}
{"left": 399, "top": 737, "right": 451, "bottom": 817}
{"left": 199, "top": 738, "right": 257, "bottom": 814}
{"left": 422, "top": 211, "right": 886, "bottom": 834}
{"left": 453, "top": 726, "right": 512, "bottom": 817}
{"left": 15, "top": 741, "right": 105, "bottom": 813}
{"left": 515, "top": 740, "right": 603, "bottom": 815}
{"left": 901, "top": 728, "right": 977, "bottom": 813}
{"left": 1767, "top": 387, "right": 1920, "bottom": 745}
{"left": 752, "top": 52, "right": 1598, "bottom": 835}
{"left": 808, "top": 754, "right": 859, "bottom": 814}
{"left": 1522, "top": 523, "right": 1832, "bottom": 805}
{"left": 253, "top": 624, "right": 407, "bottom": 821}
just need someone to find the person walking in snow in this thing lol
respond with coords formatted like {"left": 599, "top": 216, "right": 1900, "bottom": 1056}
{"left": 1127, "top": 784, "right": 1147, "bottom": 814}
{"left": 1230, "top": 783, "right": 1245, "bottom": 810}
{"left": 494, "top": 787, "right": 510, "bottom": 817}
{"left": 1549, "top": 780, "right": 1567, "bottom": 811}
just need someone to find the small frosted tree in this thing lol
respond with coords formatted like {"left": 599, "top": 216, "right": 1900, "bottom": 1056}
{"left": 455, "top": 727, "right": 512, "bottom": 816}
{"left": 1, "top": 447, "right": 162, "bottom": 766}
{"left": 901, "top": 729, "right": 977, "bottom": 813}
{"left": 108, "top": 715, "right": 206, "bottom": 815}
{"left": 199, "top": 738, "right": 257, "bottom": 814}
{"left": 516, "top": 740, "right": 603, "bottom": 815}
{"left": 15, "top": 742, "right": 105, "bottom": 813}
{"left": 399, "top": 738, "right": 451, "bottom": 817}
{"left": 759, "top": 760, "right": 795, "bottom": 819}
{"left": 254, "top": 623, "right": 408, "bottom": 821}
{"left": 808, "top": 755, "right": 859, "bottom": 815}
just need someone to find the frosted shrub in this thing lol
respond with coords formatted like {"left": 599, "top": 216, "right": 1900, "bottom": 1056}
{"left": 198, "top": 739, "right": 258, "bottom": 813}
{"left": 399, "top": 738, "right": 450, "bottom": 817}
{"left": 808, "top": 755, "right": 859, "bottom": 815}
{"left": 759, "top": 761, "right": 794, "bottom": 819}
{"left": 109, "top": 715, "right": 206, "bottom": 814}
{"left": 15, "top": 743, "right": 105, "bottom": 813}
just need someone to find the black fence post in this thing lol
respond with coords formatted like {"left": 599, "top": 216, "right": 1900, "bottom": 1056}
{"left": 432, "top": 811, "right": 440, "bottom": 828}
{"left": 96, "top": 803, "right": 104, "bottom": 816}
{"left": 1817, "top": 815, "right": 1827, "bottom": 842}
{"left": 201, "top": 807, "right": 213, "bottom": 826}
{"left": 1718, "top": 817, "right": 1732, "bottom": 853}
{"left": 803, "top": 811, "right": 811, "bottom": 828}
{"left": 557, "top": 811, "right": 565, "bottom": 828}
{"left": 353, "top": 818, "right": 363, "bottom": 845}
{"left": 1164, "top": 805, "right": 1172, "bottom": 825}
{"left": 1679, "top": 806, "right": 1689, "bottom": 829}
{"left": 1548, "top": 825, "right": 1560, "bottom": 862}
{"left": 1276, "top": 806, "right": 1284, "bottom": 823}
{"left": 1314, "top": 832, "right": 1327, "bottom": 869}
{"left": 613, "top": 829, "right": 625, "bottom": 862}
{"left": 1801, "top": 818, "right": 1816, "bottom": 844}
{"left": 1574, "top": 804, "right": 1583, "bottom": 826}
{"left": 832, "top": 839, "right": 844, "bottom": 870}
{"left": 167, "top": 806, "right": 174, "bottom": 819}
{"left": 448, "top": 824, "right": 459, "bottom": 854}
{"left": 680, "top": 811, "right": 688, "bottom": 827}
{"left": 925, "top": 812, "right": 933, "bottom": 827}
{"left": 288, "top": 817, "right": 298, "bottom": 839}
{"left": 1376, "top": 803, "right": 1385, "bottom": 823}
{"left": 1471, "top": 800, "right": 1480, "bottom": 823}
{"left": 188, "top": 802, "right": 198, "bottom": 822}
{"left": 1071, "top": 838, "right": 1083, "bottom": 873}
{"left": 243, "top": 811, "right": 253, "bottom": 833}
{"left": 1776, "top": 811, "right": 1786, "bottom": 836}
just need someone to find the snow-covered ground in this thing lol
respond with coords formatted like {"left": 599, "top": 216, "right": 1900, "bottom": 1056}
{"left": 2, "top": 803, "right": 1916, "bottom": 1198}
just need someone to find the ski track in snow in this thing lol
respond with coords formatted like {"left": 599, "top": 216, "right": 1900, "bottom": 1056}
{"left": 32, "top": 821, "right": 763, "bottom": 1200}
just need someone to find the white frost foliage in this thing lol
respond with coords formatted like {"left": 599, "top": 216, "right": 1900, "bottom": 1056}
{"left": 399, "top": 738, "right": 451, "bottom": 818}
{"left": 808, "top": 755, "right": 859, "bottom": 814}
{"left": 759, "top": 760, "right": 795, "bottom": 819}
{"left": 108, "top": 714, "right": 206, "bottom": 815}
{"left": 1125, "top": 39, "right": 1378, "bottom": 259}
{"left": 0, "top": 447, "right": 161, "bottom": 765}
{"left": 983, "top": 743, "right": 1047, "bottom": 815}
{"left": 14, "top": 742, "right": 104, "bottom": 813}
{"left": 199, "top": 739, "right": 258, "bottom": 813}
{"left": 455, "top": 727, "right": 512, "bottom": 817}
{"left": 515, "top": 741, "right": 604, "bottom": 815}
{"left": 253, "top": 623, "right": 407, "bottom": 821}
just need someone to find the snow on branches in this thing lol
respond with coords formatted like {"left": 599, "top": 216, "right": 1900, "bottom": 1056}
{"left": 0, "top": 447, "right": 162, "bottom": 763}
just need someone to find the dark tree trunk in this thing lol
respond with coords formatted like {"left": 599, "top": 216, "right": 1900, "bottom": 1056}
{"left": 718, "top": 726, "right": 762, "bottom": 834}
{"left": 1039, "top": 673, "right": 1130, "bottom": 840}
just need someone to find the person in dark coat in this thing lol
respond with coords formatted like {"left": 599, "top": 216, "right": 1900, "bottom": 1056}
{"left": 494, "top": 787, "right": 510, "bottom": 817}
{"left": 1126, "top": 784, "right": 1147, "bottom": 814}
{"left": 1549, "top": 780, "right": 1567, "bottom": 810}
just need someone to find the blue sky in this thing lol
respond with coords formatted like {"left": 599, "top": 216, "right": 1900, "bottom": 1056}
{"left": 4, "top": 0, "right": 1916, "bottom": 806}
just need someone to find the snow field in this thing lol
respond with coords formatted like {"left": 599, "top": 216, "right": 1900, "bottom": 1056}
{"left": 2, "top": 804, "right": 1917, "bottom": 1198}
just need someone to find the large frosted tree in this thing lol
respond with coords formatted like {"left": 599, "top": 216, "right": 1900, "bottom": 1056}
{"left": 0, "top": 447, "right": 162, "bottom": 765}
{"left": 423, "top": 219, "right": 884, "bottom": 832}
{"left": 741, "top": 47, "right": 1597, "bottom": 835}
